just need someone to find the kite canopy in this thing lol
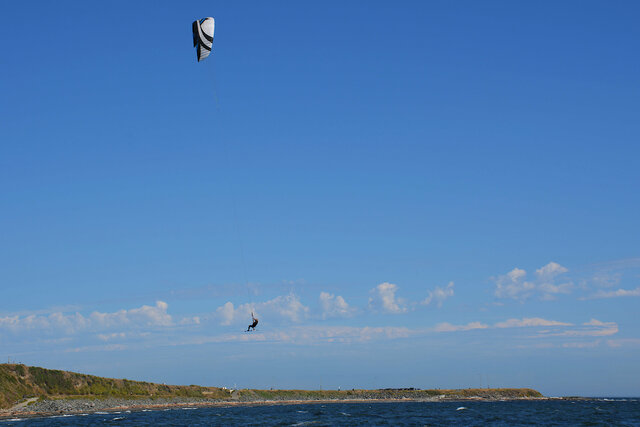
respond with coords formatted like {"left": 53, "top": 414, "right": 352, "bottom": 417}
{"left": 192, "top": 17, "right": 215, "bottom": 62}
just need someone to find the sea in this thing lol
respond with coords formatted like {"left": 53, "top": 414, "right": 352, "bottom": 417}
{"left": 2, "top": 399, "right": 639, "bottom": 426}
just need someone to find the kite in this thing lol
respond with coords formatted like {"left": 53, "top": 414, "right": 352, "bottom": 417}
{"left": 192, "top": 17, "right": 215, "bottom": 62}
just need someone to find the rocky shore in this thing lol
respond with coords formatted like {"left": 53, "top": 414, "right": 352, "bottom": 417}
{"left": 1, "top": 394, "right": 549, "bottom": 420}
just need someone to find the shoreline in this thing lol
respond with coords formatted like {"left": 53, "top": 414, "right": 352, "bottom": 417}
{"left": 1, "top": 396, "right": 551, "bottom": 420}
{"left": 0, "top": 365, "right": 546, "bottom": 419}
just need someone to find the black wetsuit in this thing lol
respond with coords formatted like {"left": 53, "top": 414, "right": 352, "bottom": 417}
{"left": 247, "top": 318, "right": 258, "bottom": 331}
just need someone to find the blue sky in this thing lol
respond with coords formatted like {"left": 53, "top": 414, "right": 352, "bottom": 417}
{"left": 1, "top": 1, "right": 639, "bottom": 396}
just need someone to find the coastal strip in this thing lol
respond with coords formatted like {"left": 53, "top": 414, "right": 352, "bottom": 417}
{"left": 0, "top": 364, "right": 544, "bottom": 420}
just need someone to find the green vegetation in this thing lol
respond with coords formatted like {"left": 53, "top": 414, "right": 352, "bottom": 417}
{"left": 0, "top": 364, "right": 229, "bottom": 409}
{"left": 0, "top": 364, "right": 542, "bottom": 410}
{"left": 234, "top": 387, "right": 542, "bottom": 401}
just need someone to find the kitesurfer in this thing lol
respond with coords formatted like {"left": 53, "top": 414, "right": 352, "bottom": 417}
{"left": 246, "top": 312, "right": 258, "bottom": 332}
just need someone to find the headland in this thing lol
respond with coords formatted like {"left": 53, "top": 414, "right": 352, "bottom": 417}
{"left": 0, "top": 364, "right": 544, "bottom": 419}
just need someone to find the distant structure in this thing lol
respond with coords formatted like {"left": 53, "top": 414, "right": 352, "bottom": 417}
{"left": 378, "top": 388, "right": 419, "bottom": 391}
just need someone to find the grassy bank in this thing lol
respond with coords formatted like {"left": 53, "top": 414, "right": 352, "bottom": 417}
{"left": 0, "top": 364, "right": 229, "bottom": 409}
{"left": 235, "top": 387, "right": 542, "bottom": 401}
{"left": 0, "top": 364, "right": 542, "bottom": 409}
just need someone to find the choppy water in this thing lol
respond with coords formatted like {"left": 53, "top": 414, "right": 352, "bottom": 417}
{"left": 2, "top": 399, "right": 639, "bottom": 426}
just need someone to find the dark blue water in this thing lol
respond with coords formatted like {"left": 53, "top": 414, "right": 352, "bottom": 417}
{"left": 2, "top": 399, "right": 639, "bottom": 426}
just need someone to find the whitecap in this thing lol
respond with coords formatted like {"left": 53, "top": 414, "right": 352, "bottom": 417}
{"left": 456, "top": 407, "right": 467, "bottom": 411}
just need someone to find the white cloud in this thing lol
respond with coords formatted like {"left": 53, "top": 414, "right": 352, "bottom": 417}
{"left": 494, "top": 262, "right": 572, "bottom": 301}
{"left": 494, "top": 317, "right": 572, "bottom": 328}
{"left": 515, "top": 342, "right": 556, "bottom": 349}
{"left": 433, "top": 321, "right": 489, "bottom": 332}
{"left": 431, "top": 316, "right": 614, "bottom": 343}
{"left": 90, "top": 301, "right": 173, "bottom": 328}
{"left": 179, "top": 316, "right": 201, "bottom": 326}
{"left": 263, "top": 293, "right": 310, "bottom": 322}
{"left": 537, "top": 319, "right": 618, "bottom": 337}
{"left": 569, "top": 257, "right": 640, "bottom": 298}
{"left": 494, "top": 268, "right": 535, "bottom": 300}
{"left": 169, "top": 325, "right": 415, "bottom": 346}
{"left": 518, "top": 340, "right": 602, "bottom": 349}
{"left": 535, "top": 262, "right": 568, "bottom": 280}
{"left": 585, "top": 286, "right": 640, "bottom": 299}
{"left": 216, "top": 302, "right": 238, "bottom": 326}
{"left": 591, "top": 272, "right": 622, "bottom": 288}
{"left": 128, "top": 301, "right": 173, "bottom": 327}
{"left": 588, "top": 257, "right": 640, "bottom": 272}
{"left": 536, "top": 262, "right": 573, "bottom": 299}
{"left": 319, "top": 292, "right": 355, "bottom": 319}
{"left": 0, "top": 313, "right": 69, "bottom": 332}
{"left": 66, "top": 344, "right": 127, "bottom": 353}
{"left": 0, "top": 301, "right": 175, "bottom": 335}
{"left": 538, "top": 282, "right": 573, "bottom": 296}
{"left": 97, "top": 332, "right": 127, "bottom": 341}
{"left": 584, "top": 319, "right": 609, "bottom": 327}
{"left": 422, "top": 282, "right": 454, "bottom": 307}
{"left": 292, "top": 326, "right": 412, "bottom": 343}
{"left": 214, "top": 293, "right": 310, "bottom": 326}
{"left": 368, "top": 282, "right": 407, "bottom": 314}
{"left": 562, "top": 340, "right": 601, "bottom": 348}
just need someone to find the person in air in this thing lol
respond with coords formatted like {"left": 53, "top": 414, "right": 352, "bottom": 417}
{"left": 246, "top": 312, "right": 258, "bottom": 332}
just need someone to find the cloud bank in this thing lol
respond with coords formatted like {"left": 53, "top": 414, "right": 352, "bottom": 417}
{"left": 0, "top": 301, "right": 175, "bottom": 335}
{"left": 319, "top": 292, "right": 355, "bottom": 319}
{"left": 584, "top": 286, "right": 640, "bottom": 299}
{"left": 494, "top": 262, "right": 572, "bottom": 301}
{"left": 215, "top": 293, "right": 309, "bottom": 326}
